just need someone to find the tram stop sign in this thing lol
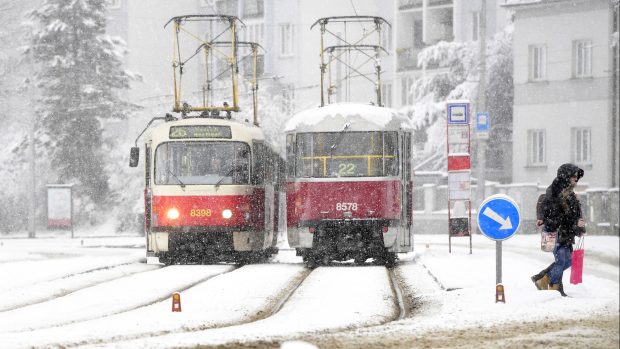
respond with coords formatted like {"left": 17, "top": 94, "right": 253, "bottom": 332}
{"left": 477, "top": 194, "right": 521, "bottom": 241}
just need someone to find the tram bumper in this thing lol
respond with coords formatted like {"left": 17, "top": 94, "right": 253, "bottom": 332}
{"left": 151, "top": 227, "right": 265, "bottom": 254}
{"left": 289, "top": 219, "right": 398, "bottom": 250}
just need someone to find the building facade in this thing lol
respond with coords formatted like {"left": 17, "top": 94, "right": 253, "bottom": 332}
{"left": 507, "top": 0, "right": 618, "bottom": 188}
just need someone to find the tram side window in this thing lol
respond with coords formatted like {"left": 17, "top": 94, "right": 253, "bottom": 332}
{"left": 295, "top": 133, "right": 315, "bottom": 177}
{"left": 384, "top": 132, "right": 398, "bottom": 176}
{"left": 286, "top": 134, "right": 295, "bottom": 178}
{"left": 252, "top": 141, "right": 266, "bottom": 185}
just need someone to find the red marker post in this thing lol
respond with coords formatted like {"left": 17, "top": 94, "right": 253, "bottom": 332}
{"left": 172, "top": 292, "right": 182, "bottom": 312}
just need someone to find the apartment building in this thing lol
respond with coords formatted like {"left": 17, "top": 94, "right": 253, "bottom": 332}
{"left": 505, "top": 0, "right": 618, "bottom": 188}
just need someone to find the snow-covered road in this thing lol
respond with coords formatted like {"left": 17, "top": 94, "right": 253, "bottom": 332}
{"left": 0, "top": 233, "right": 617, "bottom": 348}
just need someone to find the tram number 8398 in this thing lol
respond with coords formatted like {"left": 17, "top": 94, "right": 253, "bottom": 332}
{"left": 335, "top": 202, "right": 358, "bottom": 211}
{"left": 190, "top": 208, "right": 212, "bottom": 217}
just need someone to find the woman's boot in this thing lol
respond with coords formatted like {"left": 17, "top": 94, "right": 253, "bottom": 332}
{"left": 548, "top": 281, "right": 568, "bottom": 297}
{"left": 531, "top": 264, "right": 553, "bottom": 290}
{"left": 534, "top": 274, "right": 550, "bottom": 290}
{"left": 557, "top": 281, "right": 568, "bottom": 297}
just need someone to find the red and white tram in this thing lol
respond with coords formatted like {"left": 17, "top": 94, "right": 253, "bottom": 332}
{"left": 128, "top": 15, "right": 282, "bottom": 264}
{"left": 285, "top": 103, "right": 414, "bottom": 267}
{"left": 130, "top": 116, "right": 283, "bottom": 264}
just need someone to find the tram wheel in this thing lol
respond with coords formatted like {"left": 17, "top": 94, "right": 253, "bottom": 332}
{"left": 160, "top": 255, "right": 174, "bottom": 266}
{"left": 354, "top": 255, "right": 367, "bottom": 265}
{"left": 383, "top": 252, "right": 397, "bottom": 268}
{"left": 305, "top": 253, "right": 320, "bottom": 269}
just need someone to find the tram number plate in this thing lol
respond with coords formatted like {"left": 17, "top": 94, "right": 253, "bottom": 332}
{"left": 190, "top": 209, "right": 212, "bottom": 217}
{"left": 336, "top": 202, "right": 358, "bottom": 211}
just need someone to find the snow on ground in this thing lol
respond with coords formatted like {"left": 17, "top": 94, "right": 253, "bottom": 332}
{"left": 0, "top": 232, "right": 617, "bottom": 348}
{"left": 395, "top": 234, "right": 619, "bottom": 333}
{"left": 0, "top": 264, "right": 308, "bottom": 348}
{"left": 98, "top": 266, "right": 398, "bottom": 349}
{"left": 0, "top": 265, "right": 233, "bottom": 333}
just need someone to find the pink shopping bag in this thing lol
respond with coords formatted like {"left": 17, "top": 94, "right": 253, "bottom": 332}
{"left": 570, "top": 237, "right": 585, "bottom": 285}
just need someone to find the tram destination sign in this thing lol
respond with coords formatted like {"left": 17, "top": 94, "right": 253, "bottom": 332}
{"left": 169, "top": 125, "right": 232, "bottom": 139}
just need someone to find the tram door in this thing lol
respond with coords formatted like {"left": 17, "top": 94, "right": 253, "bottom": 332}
{"left": 253, "top": 141, "right": 275, "bottom": 248}
{"left": 144, "top": 144, "right": 154, "bottom": 253}
{"left": 401, "top": 132, "right": 412, "bottom": 247}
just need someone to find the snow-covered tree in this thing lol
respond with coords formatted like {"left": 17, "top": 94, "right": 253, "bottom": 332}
{"left": 29, "top": 0, "right": 137, "bottom": 208}
{"left": 403, "top": 25, "right": 513, "bottom": 177}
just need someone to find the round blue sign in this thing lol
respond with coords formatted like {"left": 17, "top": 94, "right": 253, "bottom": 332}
{"left": 477, "top": 194, "right": 521, "bottom": 241}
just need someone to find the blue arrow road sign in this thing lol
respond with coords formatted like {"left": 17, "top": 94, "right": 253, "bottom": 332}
{"left": 477, "top": 194, "right": 521, "bottom": 241}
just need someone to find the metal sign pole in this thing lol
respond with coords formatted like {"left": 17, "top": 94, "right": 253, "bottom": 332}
{"left": 496, "top": 240, "right": 502, "bottom": 284}
{"left": 477, "top": 194, "right": 521, "bottom": 303}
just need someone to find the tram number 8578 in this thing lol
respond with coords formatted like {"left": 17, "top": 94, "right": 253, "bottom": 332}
{"left": 335, "top": 202, "right": 358, "bottom": 211}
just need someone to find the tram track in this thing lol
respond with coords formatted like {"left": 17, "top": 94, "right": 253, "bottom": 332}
{"left": 0, "top": 264, "right": 235, "bottom": 334}
{"left": 27, "top": 264, "right": 312, "bottom": 349}
{"left": 140, "top": 263, "right": 426, "bottom": 349}
{"left": 195, "top": 260, "right": 444, "bottom": 349}
{"left": 0, "top": 261, "right": 157, "bottom": 313}
{"left": 5, "top": 259, "right": 432, "bottom": 348}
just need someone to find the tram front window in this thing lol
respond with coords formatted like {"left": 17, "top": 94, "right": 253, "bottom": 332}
{"left": 154, "top": 142, "right": 250, "bottom": 185}
{"left": 295, "top": 132, "right": 398, "bottom": 178}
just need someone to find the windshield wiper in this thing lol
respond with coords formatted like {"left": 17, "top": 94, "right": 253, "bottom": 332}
{"left": 214, "top": 166, "right": 235, "bottom": 189}
{"left": 329, "top": 122, "right": 351, "bottom": 159}
{"left": 167, "top": 168, "right": 186, "bottom": 189}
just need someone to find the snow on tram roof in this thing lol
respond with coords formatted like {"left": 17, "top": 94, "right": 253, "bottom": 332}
{"left": 285, "top": 103, "right": 413, "bottom": 133}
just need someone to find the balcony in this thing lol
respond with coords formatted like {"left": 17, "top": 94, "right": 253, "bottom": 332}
{"left": 397, "top": 46, "right": 448, "bottom": 71}
{"left": 399, "top": 0, "right": 452, "bottom": 10}
{"left": 399, "top": 0, "right": 423, "bottom": 10}
{"left": 428, "top": 0, "right": 453, "bottom": 7}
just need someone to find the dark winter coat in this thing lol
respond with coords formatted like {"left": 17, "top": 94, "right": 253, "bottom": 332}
{"left": 541, "top": 163, "right": 585, "bottom": 246}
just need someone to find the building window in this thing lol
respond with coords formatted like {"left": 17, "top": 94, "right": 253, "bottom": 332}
{"left": 243, "top": 23, "right": 264, "bottom": 44}
{"left": 527, "top": 129, "right": 546, "bottom": 166}
{"left": 216, "top": 0, "right": 237, "bottom": 16}
{"left": 381, "top": 83, "right": 392, "bottom": 107}
{"left": 243, "top": 0, "right": 264, "bottom": 18}
{"left": 573, "top": 40, "right": 592, "bottom": 78}
{"left": 401, "top": 77, "right": 414, "bottom": 106}
{"left": 529, "top": 44, "right": 547, "bottom": 81}
{"left": 572, "top": 128, "right": 591, "bottom": 164}
{"left": 280, "top": 23, "right": 294, "bottom": 57}
{"left": 413, "top": 20, "right": 424, "bottom": 48}
{"left": 471, "top": 11, "right": 480, "bottom": 41}
{"left": 281, "top": 84, "right": 295, "bottom": 113}
{"left": 199, "top": 0, "right": 215, "bottom": 8}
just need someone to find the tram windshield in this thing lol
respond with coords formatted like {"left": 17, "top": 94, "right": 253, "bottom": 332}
{"left": 292, "top": 131, "right": 398, "bottom": 178}
{"left": 154, "top": 141, "right": 250, "bottom": 185}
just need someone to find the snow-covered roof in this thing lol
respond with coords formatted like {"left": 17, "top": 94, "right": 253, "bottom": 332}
{"left": 284, "top": 103, "right": 413, "bottom": 133}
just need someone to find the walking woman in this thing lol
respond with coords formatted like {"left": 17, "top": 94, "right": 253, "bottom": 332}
{"left": 531, "top": 163, "right": 585, "bottom": 296}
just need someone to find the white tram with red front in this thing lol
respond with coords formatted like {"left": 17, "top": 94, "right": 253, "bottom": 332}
{"left": 285, "top": 103, "right": 414, "bottom": 267}
{"left": 130, "top": 116, "right": 283, "bottom": 264}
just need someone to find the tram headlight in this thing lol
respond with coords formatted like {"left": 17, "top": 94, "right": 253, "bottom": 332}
{"left": 222, "top": 209, "right": 233, "bottom": 219}
{"left": 166, "top": 208, "right": 180, "bottom": 220}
